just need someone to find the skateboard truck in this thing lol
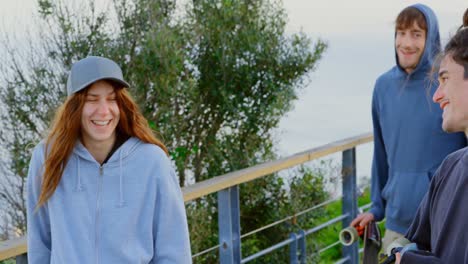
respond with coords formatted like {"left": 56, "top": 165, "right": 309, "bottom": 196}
{"left": 339, "top": 221, "right": 382, "bottom": 264}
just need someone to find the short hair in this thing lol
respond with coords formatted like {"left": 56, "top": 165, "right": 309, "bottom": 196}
{"left": 396, "top": 7, "right": 427, "bottom": 32}
{"left": 443, "top": 9, "right": 468, "bottom": 79}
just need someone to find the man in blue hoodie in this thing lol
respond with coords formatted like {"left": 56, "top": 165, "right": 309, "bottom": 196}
{"left": 350, "top": 4, "right": 466, "bottom": 251}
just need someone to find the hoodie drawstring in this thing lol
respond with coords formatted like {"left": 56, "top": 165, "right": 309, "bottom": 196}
{"left": 76, "top": 156, "right": 83, "bottom": 191}
{"left": 118, "top": 150, "right": 125, "bottom": 207}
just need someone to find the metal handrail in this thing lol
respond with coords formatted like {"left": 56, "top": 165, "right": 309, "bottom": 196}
{"left": 0, "top": 132, "right": 373, "bottom": 262}
{"left": 193, "top": 196, "right": 343, "bottom": 259}
{"left": 0, "top": 236, "right": 27, "bottom": 261}
{"left": 182, "top": 132, "right": 372, "bottom": 202}
{"left": 241, "top": 214, "right": 349, "bottom": 263}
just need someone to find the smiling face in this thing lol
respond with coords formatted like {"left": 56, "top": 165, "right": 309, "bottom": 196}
{"left": 81, "top": 80, "right": 120, "bottom": 149}
{"left": 433, "top": 55, "right": 468, "bottom": 133}
{"left": 395, "top": 21, "right": 426, "bottom": 74}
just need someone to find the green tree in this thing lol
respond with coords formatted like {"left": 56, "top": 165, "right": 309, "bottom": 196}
{"left": 0, "top": 0, "right": 327, "bottom": 261}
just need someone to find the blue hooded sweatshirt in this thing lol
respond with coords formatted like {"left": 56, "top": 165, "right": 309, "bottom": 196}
{"left": 27, "top": 137, "right": 192, "bottom": 264}
{"left": 368, "top": 3, "right": 466, "bottom": 234}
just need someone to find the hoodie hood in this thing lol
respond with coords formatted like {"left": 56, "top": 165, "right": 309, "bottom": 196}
{"left": 395, "top": 3, "right": 441, "bottom": 78}
{"left": 73, "top": 137, "right": 141, "bottom": 164}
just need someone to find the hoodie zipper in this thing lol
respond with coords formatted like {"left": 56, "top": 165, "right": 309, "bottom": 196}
{"left": 95, "top": 165, "right": 104, "bottom": 264}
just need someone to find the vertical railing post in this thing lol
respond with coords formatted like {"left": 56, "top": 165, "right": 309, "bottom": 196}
{"left": 218, "top": 186, "right": 241, "bottom": 264}
{"left": 298, "top": 230, "right": 307, "bottom": 264}
{"left": 289, "top": 233, "right": 298, "bottom": 264}
{"left": 16, "top": 253, "right": 28, "bottom": 264}
{"left": 342, "top": 148, "right": 359, "bottom": 264}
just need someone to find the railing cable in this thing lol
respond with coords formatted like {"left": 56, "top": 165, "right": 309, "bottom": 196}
{"left": 241, "top": 196, "right": 342, "bottom": 239}
{"left": 191, "top": 244, "right": 220, "bottom": 258}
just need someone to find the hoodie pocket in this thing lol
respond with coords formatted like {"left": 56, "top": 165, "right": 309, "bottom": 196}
{"left": 383, "top": 171, "right": 430, "bottom": 223}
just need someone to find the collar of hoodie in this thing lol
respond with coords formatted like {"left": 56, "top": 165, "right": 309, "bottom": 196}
{"left": 73, "top": 137, "right": 141, "bottom": 207}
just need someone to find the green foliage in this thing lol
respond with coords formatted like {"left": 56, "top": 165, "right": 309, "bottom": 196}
{"left": 185, "top": 0, "right": 326, "bottom": 183}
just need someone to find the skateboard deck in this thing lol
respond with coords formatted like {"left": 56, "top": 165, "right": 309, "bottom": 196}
{"left": 362, "top": 221, "right": 382, "bottom": 264}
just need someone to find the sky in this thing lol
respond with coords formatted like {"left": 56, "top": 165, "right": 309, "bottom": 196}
{"left": 1, "top": 0, "right": 467, "bottom": 181}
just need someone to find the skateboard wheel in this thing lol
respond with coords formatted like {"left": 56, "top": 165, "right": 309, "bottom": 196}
{"left": 339, "top": 227, "right": 359, "bottom": 246}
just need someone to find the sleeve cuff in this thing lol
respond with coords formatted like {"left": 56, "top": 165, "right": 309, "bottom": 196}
{"left": 369, "top": 206, "right": 384, "bottom": 221}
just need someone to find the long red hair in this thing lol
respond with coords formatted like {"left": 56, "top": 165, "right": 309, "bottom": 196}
{"left": 37, "top": 82, "right": 167, "bottom": 207}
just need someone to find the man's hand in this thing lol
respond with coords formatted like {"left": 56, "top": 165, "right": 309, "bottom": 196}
{"left": 350, "top": 212, "right": 375, "bottom": 227}
{"left": 395, "top": 252, "right": 401, "bottom": 264}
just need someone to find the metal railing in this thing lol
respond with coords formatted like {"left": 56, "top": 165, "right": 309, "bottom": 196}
{"left": 0, "top": 132, "right": 373, "bottom": 263}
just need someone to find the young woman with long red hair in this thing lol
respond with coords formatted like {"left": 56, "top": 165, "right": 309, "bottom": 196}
{"left": 26, "top": 56, "right": 192, "bottom": 263}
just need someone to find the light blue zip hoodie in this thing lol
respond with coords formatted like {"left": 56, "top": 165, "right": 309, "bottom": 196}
{"left": 368, "top": 4, "right": 467, "bottom": 234}
{"left": 27, "top": 137, "right": 192, "bottom": 264}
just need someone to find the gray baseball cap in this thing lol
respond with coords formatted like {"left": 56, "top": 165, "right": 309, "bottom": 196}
{"left": 66, "top": 56, "right": 130, "bottom": 96}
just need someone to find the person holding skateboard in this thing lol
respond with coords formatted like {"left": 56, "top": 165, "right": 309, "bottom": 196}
{"left": 350, "top": 3, "right": 466, "bottom": 252}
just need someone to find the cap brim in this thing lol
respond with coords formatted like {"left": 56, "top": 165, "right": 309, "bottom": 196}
{"left": 73, "top": 77, "right": 130, "bottom": 94}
